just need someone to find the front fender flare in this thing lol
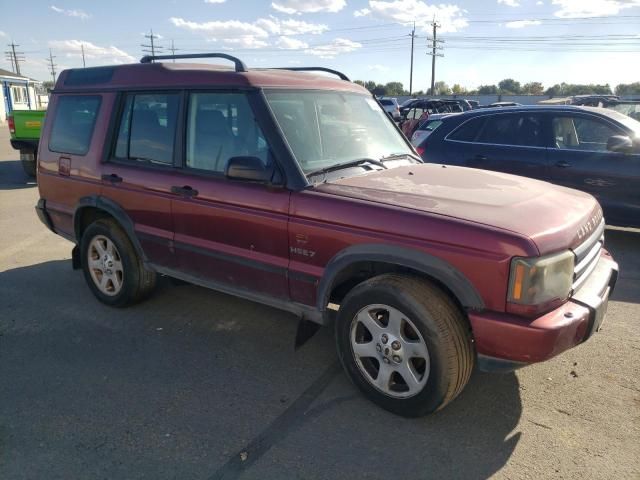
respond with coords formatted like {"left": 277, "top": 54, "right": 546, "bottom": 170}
{"left": 317, "top": 244, "right": 485, "bottom": 312}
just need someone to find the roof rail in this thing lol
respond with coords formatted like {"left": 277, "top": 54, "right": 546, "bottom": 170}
{"left": 139, "top": 53, "right": 247, "bottom": 72}
{"left": 267, "top": 67, "right": 350, "bottom": 82}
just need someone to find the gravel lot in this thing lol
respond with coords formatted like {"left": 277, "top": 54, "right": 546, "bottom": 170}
{"left": 0, "top": 127, "right": 638, "bottom": 479}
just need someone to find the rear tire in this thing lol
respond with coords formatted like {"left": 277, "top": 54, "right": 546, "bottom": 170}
{"left": 20, "top": 152, "right": 36, "bottom": 178}
{"left": 335, "top": 274, "right": 474, "bottom": 417}
{"left": 80, "top": 219, "right": 156, "bottom": 307}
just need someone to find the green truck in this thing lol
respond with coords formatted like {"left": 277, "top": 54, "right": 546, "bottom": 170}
{"left": 8, "top": 110, "right": 46, "bottom": 177}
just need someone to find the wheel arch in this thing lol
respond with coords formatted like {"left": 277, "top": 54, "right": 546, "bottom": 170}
{"left": 73, "top": 196, "right": 147, "bottom": 262}
{"left": 317, "top": 244, "right": 484, "bottom": 313}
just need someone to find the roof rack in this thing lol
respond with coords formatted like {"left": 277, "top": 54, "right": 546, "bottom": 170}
{"left": 139, "top": 53, "right": 247, "bottom": 72}
{"left": 267, "top": 67, "right": 350, "bottom": 82}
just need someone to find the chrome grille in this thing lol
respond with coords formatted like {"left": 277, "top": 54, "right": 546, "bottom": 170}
{"left": 572, "top": 220, "right": 605, "bottom": 292}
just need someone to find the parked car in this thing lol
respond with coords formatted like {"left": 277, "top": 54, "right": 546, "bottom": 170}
{"left": 36, "top": 55, "right": 617, "bottom": 417}
{"left": 7, "top": 109, "right": 46, "bottom": 177}
{"left": 608, "top": 101, "right": 640, "bottom": 122}
{"left": 378, "top": 97, "right": 401, "bottom": 120}
{"left": 414, "top": 105, "right": 640, "bottom": 228}
{"left": 487, "top": 102, "right": 522, "bottom": 108}
{"left": 410, "top": 113, "right": 457, "bottom": 147}
{"left": 399, "top": 99, "right": 457, "bottom": 136}
{"left": 468, "top": 100, "right": 480, "bottom": 109}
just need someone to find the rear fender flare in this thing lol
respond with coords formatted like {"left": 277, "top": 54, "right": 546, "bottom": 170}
{"left": 317, "top": 244, "right": 485, "bottom": 312}
{"left": 73, "top": 196, "right": 147, "bottom": 262}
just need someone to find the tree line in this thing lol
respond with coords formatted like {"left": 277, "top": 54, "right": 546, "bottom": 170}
{"left": 353, "top": 79, "right": 640, "bottom": 97}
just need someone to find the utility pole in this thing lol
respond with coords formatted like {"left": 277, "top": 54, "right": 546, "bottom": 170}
{"left": 47, "top": 49, "right": 57, "bottom": 83}
{"left": 81, "top": 43, "right": 86, "bottom": 67}
{"left": 5, "top": 42, "right": 25, "bottom": 76}
{"left": 409, "top": 22, "right": 415, "bottom": 96}
{"left": 169, "top": 39, "right": 178, "bottom": 61}
{"left": 426, "top": 19, "right": 444, "bottom": 95}
{"left": 141, "top": 28, "right": 163, "bottom": 61}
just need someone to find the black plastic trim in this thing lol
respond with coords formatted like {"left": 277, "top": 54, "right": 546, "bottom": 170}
{"left": 73, "top": 196, "right": 148, "bottom": 262}
{"left": 35, "top": 198, "right": 55, "bottom": 233}
{"left": 317, "top": 244, "right": 485, "bottom": 312}
{"left": 151, "top": 265, "right": 325, "bottom": 324}
{"left": 10, "top": 139, "right": 39, "bottom": 152}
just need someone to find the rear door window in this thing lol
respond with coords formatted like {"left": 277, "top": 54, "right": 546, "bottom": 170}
{"left": 114, "top": 93, "right": 180, "bottom": 165}
{"left": 447, "top": 117, "right": 485, "bottom": 142}
{"left": 49, "top": 95, "right": 101, "bottom": 155}
{"left": 476, "top": 113, "right": 544, "bottom": 147}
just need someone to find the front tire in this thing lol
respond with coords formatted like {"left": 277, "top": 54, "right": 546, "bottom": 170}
{"left": 80, "top": 219, "right": 156, "bottom": 307}
{"left": 335, "top": 274, "right": 474, "bottom": 417}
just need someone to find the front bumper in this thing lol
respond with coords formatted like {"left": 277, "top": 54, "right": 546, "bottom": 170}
{"left": 471, "top": 249, "right": 618, "bottom": 372}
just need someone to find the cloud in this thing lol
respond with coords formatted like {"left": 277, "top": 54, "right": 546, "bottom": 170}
{"left": 48, "top": 40, "right": 135, "bottom": 64}
{"left": 271, "top": 0, "right": 346, "bottom": 14}
{"left": 368, "top": 64, "right": 390, "bottom": 72}
{"left": 505, "top": 19, "right": 542, "bottom": 27}
{"left": 552, "top": 0, "right": 640, "bottom": 18}
{"left": 0, "top": 30, "right": 6, "bottom": 38}
{"left": 305, "top": 38, "right": 362, "bottom": 58}
{"left": 536, "top": 1, "right": 544, "bottom": 4}
{"left": 367, "top": 1, "right": 469, "bottom": 33}
{"left": 276, "top": 36, "right": 309, "bottom": 49}
{"left": 256, "top": 17, "right": 329, "bottom": 35}
{"left": 498, "top": 0, "right": 520, "bottom": 6}
{"left": 354, "top": 7, "right": 371, "bottom": 16}
{"left": 205, "top": 0, "right": 226, "bottom": 3}
{"left": 50, "top": 5, "right": 90, "bottom": 20}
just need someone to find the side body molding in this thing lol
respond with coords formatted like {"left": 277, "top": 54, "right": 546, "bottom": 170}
{"left": 73, "top": 195, "right": 147, "bottom": 262}
{"left": 317, "top": 244, "right": 485, "bottom": 312}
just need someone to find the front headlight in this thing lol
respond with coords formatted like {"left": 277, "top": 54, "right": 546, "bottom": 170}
{"left": 507, "top": 250, "right": 575, "bottom": 315}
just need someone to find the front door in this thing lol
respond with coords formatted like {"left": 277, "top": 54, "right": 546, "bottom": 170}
{"left": 546, "top": 112, "right": 640, "bottom": 226}
{"left": 171, "top": 91, "right": 290, "bottom": 299}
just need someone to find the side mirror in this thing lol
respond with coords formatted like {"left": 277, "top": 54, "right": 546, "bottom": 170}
{"left": 225, "top": 156, "right": 272, "bottom": 182}
{"left": 607, "top": 135, "right": 633, "bottom": 153}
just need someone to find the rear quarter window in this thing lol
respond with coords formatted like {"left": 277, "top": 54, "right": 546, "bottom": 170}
{"left": 48, "top": 95, "right": 101, "bottom": 155}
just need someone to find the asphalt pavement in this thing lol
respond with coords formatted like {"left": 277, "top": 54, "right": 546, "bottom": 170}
{"left": 0, "top": 127, "right": 638, "bottom": 480}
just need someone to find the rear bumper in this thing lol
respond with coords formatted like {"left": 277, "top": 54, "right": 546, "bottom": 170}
{"left": 10, "top": 139, "right": 38, "bottom": 152}
{"left": 471, "top": 250, "right": 618, "bottom": 372}
{"left": 35, "top": 198, "right": 55, "bottom": 233}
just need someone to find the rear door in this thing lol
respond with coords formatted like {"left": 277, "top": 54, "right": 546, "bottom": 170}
{"left": 101, "top": 92, "right": 181, "bottom": 268}
{"left": 546, "top": 112, "right": 640, "bottom": 225}
{"left": 170, "top": 90, "right": 290, "bottom": 299}
{"left": 464, "top": 112, "right": 549, "bottom": 180}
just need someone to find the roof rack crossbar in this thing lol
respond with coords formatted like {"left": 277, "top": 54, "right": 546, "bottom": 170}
{"left": 268, "top": 67, "right": 350, "bottom": 82}
{"left": 139, "top": 53, "right": 247, "bottom": 72}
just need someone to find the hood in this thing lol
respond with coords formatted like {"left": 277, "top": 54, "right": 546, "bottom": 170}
{"left": 315, "top": 164, "right": 602, "bottom": 254}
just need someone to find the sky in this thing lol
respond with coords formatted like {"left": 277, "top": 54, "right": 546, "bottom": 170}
{"left": 1, "top": 0, "right": 639, "bottom": 92}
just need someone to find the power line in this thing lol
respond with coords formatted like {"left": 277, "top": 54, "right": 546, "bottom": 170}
{"left": 409, "top": 22, "right": 415, "bottom": 95}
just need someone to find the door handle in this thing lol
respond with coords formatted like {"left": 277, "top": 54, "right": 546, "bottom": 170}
{"left": 555, "top": 160, "right": 571, "bottom": 168}
{"left": 101, "top": 173, "right": 123, "bottom": 184}
{"left": 171, "top": 185, "right": 199, "bottom": 197}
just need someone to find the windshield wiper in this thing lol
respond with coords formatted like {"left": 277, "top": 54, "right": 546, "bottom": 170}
{"left": 306, "top": 158, "right": 388, "bottom": 177}
{"left": 381, "top": 152, "right": 423, "bottom": 163}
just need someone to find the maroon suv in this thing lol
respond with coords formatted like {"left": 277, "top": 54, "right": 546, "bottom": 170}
{"left": 35, "top": 53, "right": 618, "bottom": 417}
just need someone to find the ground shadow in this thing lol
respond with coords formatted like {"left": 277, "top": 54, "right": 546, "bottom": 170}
{"left": 0, "top": 260, "right": 521, "bottom": 480}
{"left": 605, "top": 228, "right": 640, "bottom": 304}
{"left": 0, "top": 159, "right": 37, "bottom": 190}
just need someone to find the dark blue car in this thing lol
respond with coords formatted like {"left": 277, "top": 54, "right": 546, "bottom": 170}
{"left": 416, "top": 105, "right": 640, "bottom": 228}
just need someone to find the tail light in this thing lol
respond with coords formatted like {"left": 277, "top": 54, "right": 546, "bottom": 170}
{"left": 8, "top": 116, "right": 15, "bottom": 135}
{"left": 416, "top": 145, "right": 425, "bottom": 156}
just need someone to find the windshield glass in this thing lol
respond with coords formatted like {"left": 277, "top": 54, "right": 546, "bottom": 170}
{"left": 265, "top": 91, "right": 412, "bottom": 174}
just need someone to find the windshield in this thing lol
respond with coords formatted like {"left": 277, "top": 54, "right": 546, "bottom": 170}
{"left": 265, "top": 91, "right": 412, "bottom": 174}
